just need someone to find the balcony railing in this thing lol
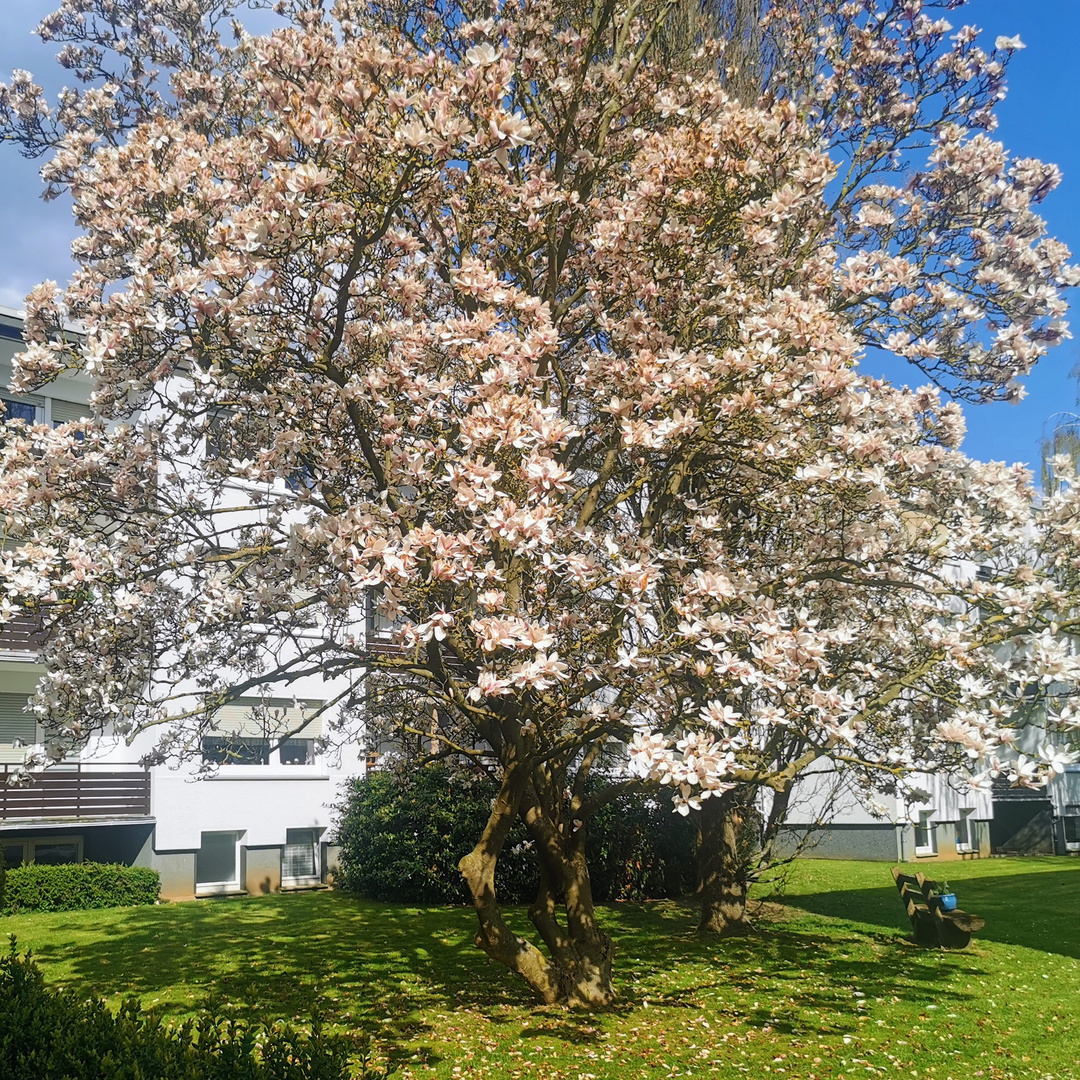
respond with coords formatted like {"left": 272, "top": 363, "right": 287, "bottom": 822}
{"left": 0, "top": 764, "right": 151, "bottom": 822}
{"left": 365, "top": 635, "right": 466, "bottom": 673}
{"left": 0, "top": 614, "right": 48, "bottom": 654}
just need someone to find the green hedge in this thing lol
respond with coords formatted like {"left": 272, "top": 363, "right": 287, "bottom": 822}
{"left": 1, "top": 861, "right": 160, "bottom": 915}
{"left": 0, "top": 937, "right": 385, "bottom": 1080}
{"left": 586, "top": 791, "right": 697, "bottom": 902}
{"left": 333, "top": 767, "right": 539, "bottom": 904}
{"left": 333, "top": 767, "right": 695, "bottom": 905}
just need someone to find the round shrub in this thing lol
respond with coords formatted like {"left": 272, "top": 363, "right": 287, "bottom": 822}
{"left": 333, "top": 767, "right": 539, "bottom": 904}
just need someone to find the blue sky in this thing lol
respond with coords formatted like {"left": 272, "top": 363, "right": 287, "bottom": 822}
{"left": 1, "top": 0, "right": 1077, "bottom": 476}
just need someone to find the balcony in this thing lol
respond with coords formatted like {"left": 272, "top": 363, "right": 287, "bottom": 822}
{"left": 0, "top": 763, "right": 151, "bottom": 824}
{"left": 0, "top": 614, "right": 47, "bottom": 656}
{"left": 364, "top": 634, "right": 466, "bottom": 673}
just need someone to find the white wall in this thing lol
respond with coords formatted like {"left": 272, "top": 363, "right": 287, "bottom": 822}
{"left": 783, "top": 760, "right": 992, "bottom": 829}
{"left": 1049, "top": 767, "right": 1080, "bottom": 814}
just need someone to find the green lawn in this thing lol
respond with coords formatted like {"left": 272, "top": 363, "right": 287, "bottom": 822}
{"left": 4, "top": 857, "right": 1078, "bottom": 1079}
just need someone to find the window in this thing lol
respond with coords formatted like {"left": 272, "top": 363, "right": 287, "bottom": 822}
{"left": 955, "top": 809, "right": 974, "bottom": 852}
{"left": 1065, "top": 808, "right": 1080, "bottom": 850}
{"left": 0, "top": 692, "right": 36, "bottom": 764}
{"left": 202, "top": 697, "right": 322, "bottom": 766}
{"left": 281, "top": 828, "right": 319, "bottom": 885}
{"left": 914, "top": 810, "right": 937, "bottom": 856}
{"left": 195, "top": 831, "right": 241, "bottom": 893}
{"left": 1, "top": 836, "right": 83, "bottom": 866}
{"left": 1, "top": 394, "right": 43, "bottom": 425}
{"left": 201, "top": 735, "right": 271, "bottom": 766}
{"left": 280, "top": 739, "right": 313, "bottom": 766}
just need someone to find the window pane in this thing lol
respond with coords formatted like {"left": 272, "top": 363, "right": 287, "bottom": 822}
{"left": 33, "top": 842, "right": 80, "bottom": 865}
{"left": 1, "top": 398, "right": 38, "bottom": 424}
{"left": 3, "top": 842, "right": 25, "bottom": 868}
{"left": 201, "top": 736, "right": 270, "bottom": 765}
{"left": 280, "top": 739, "right": 312, "bottom": 765}
{"left": 1065, "top": 817, "right": 1080, "bottom": 844}
{"left": 196, "top": 832, "right": 237, "bottom": 885}
{"left": 283, "top": 829, "right": 316, "bottom": 879}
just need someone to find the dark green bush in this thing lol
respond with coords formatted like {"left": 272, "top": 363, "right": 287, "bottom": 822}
{"left": 0, "top": 937, "right": 386, "bottom": 1080}
{"left": 333, "top": 767, "right": 695, "bottom": 905}
{"left": 333, "top": 767, "right": 539, "bottom": 904}
{"left": 586, "top": 792, "right": 697, "bottom": 902}
{"left": 1, "top": 861, "right": 160, "bottom": 915}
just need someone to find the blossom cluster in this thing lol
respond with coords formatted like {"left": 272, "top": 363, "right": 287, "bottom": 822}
{"left": 0, "top": 0, "right": 1076, "bottom": 823}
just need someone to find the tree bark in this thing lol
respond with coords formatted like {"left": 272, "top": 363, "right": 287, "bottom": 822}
{"left": 522, "top": 786, "right": 615, "bottom": 1006}
{"left": 457, "top": 765, "right": 615, "bottom": 1006}
{"left": 696, "top": 790, "right": 754, "bottom": 935}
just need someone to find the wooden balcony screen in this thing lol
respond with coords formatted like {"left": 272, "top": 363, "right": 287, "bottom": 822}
{"left": 0, "top": 765, "right": 151, "bottom": 821}
{"left": 0, "top": 614, "right": 48, "bottom": 653}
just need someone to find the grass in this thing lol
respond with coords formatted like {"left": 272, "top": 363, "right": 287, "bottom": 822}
{"left": 3, "top": 857, "right": 1079, "bottom": 1079}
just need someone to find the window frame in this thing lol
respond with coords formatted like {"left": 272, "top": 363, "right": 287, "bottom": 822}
{"left": 195, "top": 830, "right": 242, "bottom": 895}
{"left": 2, "top": 834, "right": 83, "bottom": 867}
{"left": 913, "top": 809, "right": 937, "bottom": 856}
{"left": 955, "top": 808, "right": 975, "bottom": 852}
{"left": 281, "top": 828, "right": 320, "bottom": 887}
{"left": 1064, "top": 807, "right": 1080, "bottom": 851}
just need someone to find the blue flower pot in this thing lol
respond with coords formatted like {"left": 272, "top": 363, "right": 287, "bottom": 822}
{"left": 937, "top": 893, "right": 957, "bottom": 911}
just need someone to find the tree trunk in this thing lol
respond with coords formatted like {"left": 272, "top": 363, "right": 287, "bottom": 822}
{"left": 696, "top": 791, "right": 754, "bottom": 935}
{"left": 458, "top": 764, "right": 565, "bottom": 1003}
{"left": 522, "top": 787, "right": 615, "bottom": 1006}
{"left": 457, "top": 766, "right": 615, "bottom": 1006}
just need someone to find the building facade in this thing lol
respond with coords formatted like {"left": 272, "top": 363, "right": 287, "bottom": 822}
{"left": 1, "top": 306, "right": 365, "bottom": 899}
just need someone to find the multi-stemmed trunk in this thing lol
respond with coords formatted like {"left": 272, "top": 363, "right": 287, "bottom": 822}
{"left": 457, "top": 763, "right": 614, "bottom": 1006}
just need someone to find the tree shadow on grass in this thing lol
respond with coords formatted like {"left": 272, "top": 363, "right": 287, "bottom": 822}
{"left": 471, "top": 915, "right": 960, "bottom": 1047}
{"left": 17, "top": 887, "right": 1002, "bottom": 1059}
{"left": 25, "top": 892, "right": 534, "bottom": 1068}
{"left": 768, "top": 869, "right": 1080, "bottom": 958}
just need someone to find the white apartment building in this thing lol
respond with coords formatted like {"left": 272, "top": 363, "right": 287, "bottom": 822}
{"left": 1, "top": 306, "right": 366, "bottom": 899}
{"left": 777, "top": 763, "right": 996, "bottom": 863}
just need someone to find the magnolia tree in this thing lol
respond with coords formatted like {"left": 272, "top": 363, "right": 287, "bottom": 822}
{"left": 1, "top": 0, "right": 1079, "bottom": 1003}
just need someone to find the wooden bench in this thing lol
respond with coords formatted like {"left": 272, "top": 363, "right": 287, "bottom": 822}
{"left": 891, "top": 867, "right": 985, "bottom": 949}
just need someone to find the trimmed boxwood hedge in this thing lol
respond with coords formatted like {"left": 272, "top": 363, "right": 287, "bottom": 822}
{"left": 0, "top": 861, "right": 160, "bottom": 915}
{"left": 0, "top": 937, "right": 383, "bottom": 1080}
